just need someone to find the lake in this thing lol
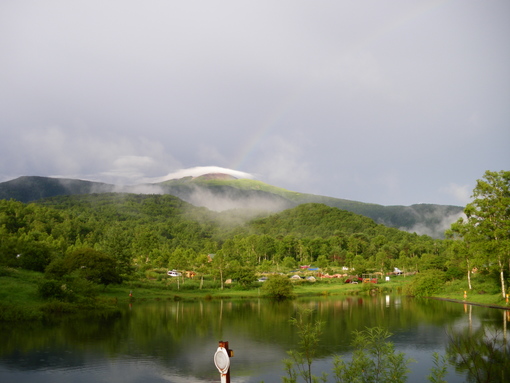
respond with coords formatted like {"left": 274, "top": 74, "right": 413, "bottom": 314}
{"left": 1, "top": 295, "right": 509, "bottom": 382}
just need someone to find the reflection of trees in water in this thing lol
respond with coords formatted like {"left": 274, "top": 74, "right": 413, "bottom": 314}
{"left": 446, "top": 312, "right": 510, "bottom": 383}
{"left": 2, "top": 298, "right": 509, "bottom": 381}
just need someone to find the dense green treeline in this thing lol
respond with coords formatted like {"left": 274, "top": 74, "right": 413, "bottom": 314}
{"left": 1, "top": 193, "right": 439, "bottom": 275}
{"left": 0, "top": 193, "right": 222, "bottom": 273}
{"left": 1, "top": 170, "right": 509, "bottom": 306}
{"left": 214, "top": 206, "right": 443, "bottom": 279}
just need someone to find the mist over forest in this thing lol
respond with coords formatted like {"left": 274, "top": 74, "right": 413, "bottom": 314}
{"left": 0, "top": 174, "right": 464, "bottom": 239}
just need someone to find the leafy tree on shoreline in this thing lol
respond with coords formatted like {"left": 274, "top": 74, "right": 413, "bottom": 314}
{"left": 449, "top": 170, "right": 510, "bottom": 298}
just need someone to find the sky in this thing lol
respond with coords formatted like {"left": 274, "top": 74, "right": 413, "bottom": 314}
{"left": 1, "top": 0, "right": 509, "bottom": 207}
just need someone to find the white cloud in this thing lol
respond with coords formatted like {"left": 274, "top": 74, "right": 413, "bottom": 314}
{"left": 153, "top": 166, "right": 254, "bottom": 183}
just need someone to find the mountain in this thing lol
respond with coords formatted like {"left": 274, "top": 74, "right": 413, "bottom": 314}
{"left": 0, "top": 176, "right": 117, "bottom": 202}
{"left": 154, "top": 176, "right": 464, "bottom": 238}
{"left": 0, "top": 175, "right": 464, "bottom": 238}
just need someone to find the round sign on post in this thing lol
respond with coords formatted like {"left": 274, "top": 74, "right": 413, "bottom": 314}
{"left": 214, "top": 347, "right": 230, "bottom": 374}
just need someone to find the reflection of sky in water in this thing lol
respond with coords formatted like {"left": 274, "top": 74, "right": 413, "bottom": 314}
{"left": 0, "top": 358, "right": 207, "bottom": 383}
{"left": 0, "top": 350, "right": 467, "bottom": 383}
{"left": 1, "top": 297, "right": 507, "bottom": 383}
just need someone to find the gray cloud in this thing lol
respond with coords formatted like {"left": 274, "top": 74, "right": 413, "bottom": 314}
{"left": 1, "top": 0, "right": 509, "bottom": 207}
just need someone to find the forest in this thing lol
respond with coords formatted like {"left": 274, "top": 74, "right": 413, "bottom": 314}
{"left": 0, "top": 174, "right": 465, "bottom": 237}
{"left": 0, "top": 170, "right": 508, "bottom": 304}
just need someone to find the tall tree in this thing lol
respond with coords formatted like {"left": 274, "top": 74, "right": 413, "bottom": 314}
{"left": 450, "top": 170, "right": 510, "bottom": 298}
{"left": 97, "top": 223, "right": 133, "bottom": 276}
{"left": 211, "top": 251, "right": 229, "bottom": 290}
{"left": 446, "top": 221, "right": 484, "bottom": 291}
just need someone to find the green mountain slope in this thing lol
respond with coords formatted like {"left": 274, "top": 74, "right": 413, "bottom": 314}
{"left": 245, "top": 203, "right": 426, "bottom": 247}
{"left": 249, "top": 203, "right": 380, "bottom": 238}
{"left": 0, "top": 176, "right": 116, "bottom": 202}
{"left": 0, "top": 175, "right": 464, "bottom": 238}
{"left": 155, "top": 177, "right": 464, "bottom": 238}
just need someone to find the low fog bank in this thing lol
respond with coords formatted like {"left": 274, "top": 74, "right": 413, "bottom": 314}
{"left": 86, "top": 182, "right": 466, "bottom": 238}
{"left": 76, "top": 180, "right": 167, "bottom": 197}
{"left": 121, "top": 184, "right": 166, "bottom": 195}
{"left": 173, "top": 184, "right": 295, "bottom": 213}
{"left": 400, "top": 206, "right": 465, "bottom": 238}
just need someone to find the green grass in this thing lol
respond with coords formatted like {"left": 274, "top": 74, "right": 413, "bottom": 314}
{"left": 0, "top": 268, "right": 45, "bottom": 320}
{"left": 102, "top": 273, "right": 510, "bottom": 309}
{"left": 0, "top": 268, "right": 42, "bottom": 305}
{"left": 102, "top": 274, "right": 405, "bottom": 301}
{"left": 1, "top": 267, "right": 508, "bottom": 321}
{"left": 0, "top": 267, "right": 121, "bottom": 320}
{"left": 433, "top": 275, "right": 509, "bottom": 307}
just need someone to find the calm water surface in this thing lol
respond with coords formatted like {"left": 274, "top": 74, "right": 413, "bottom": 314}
{"left": 1, "top": 295, "right": 509, "bottom": 382}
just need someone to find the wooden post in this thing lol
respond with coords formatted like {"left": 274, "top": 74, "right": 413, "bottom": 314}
{"left": 214, "top": 340, "right": 233, "bottom": 383}
{"left": 219, "top": 341, "right": 234, "bottom": 383}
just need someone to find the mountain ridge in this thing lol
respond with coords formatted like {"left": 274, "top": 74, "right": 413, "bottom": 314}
{"left": 0, "top": 175, "right": 464, "bottom": 238}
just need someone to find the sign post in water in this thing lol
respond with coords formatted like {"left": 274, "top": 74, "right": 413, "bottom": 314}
{"left": 214, "top": 341, "right": 233, "bottom": 383}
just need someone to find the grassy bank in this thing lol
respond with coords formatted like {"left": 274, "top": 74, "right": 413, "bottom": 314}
{"left": 102, "top": 273, "right": 410, "bottom": 301}
{"left": 1, "top": 268, "right": 508, "bottom": 321}
{"left": 0, "top": 268, "right": 45, "bottom": 320}
{"left": 0, "top": 268, "right": 120, "bottom": 321}
{"left": 432, "top": 276, "right": 510, "bottom": 309}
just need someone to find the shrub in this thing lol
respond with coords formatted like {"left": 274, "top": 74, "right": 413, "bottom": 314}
{"left": 284, "top": 309, "right": 324, "bottom": 383}
{"left": 0, "top": 303, "right": 42, "bottom": 321}
{"left": 283, "top": 313, "right": 414, "bottom": 383}
{"left": 333, "top": 327, "right": 414, "bottom": 383}
{"left": 66, "top": 272, "right": 100, "bottom": 299}
{"left": 17, "top": 242, "right": 54, "bottom": 272}
{"left": 444, "top": 266, "right": 464, "bottom": 281}
{"left": 282, "top": 257, "right": 297, "bottom": 270}
{"left": 45, "top": 257, "right": 67, "bottom": 279}
{"left": 144, "top": 270, "right": 159, "bottom": 280}
{"left": 262, "top": 274, "right": 295, "bottom": 300}
{"left": 38, "top": 279, "right": 74, "bottom": 301}
{"left": 230, "top": 266, "right": 256, "bottom": 289}
{"left": 63, "top": 248, "right": 122, "bottom": 287}
{"left": 404, "top": 270, "right": 447, "bottom": 297}
{"left": 38, "top": 274, "right": 99, "bottom": 302}
{"left": 258, "top": 260, "right": 273, "bottom": 272}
